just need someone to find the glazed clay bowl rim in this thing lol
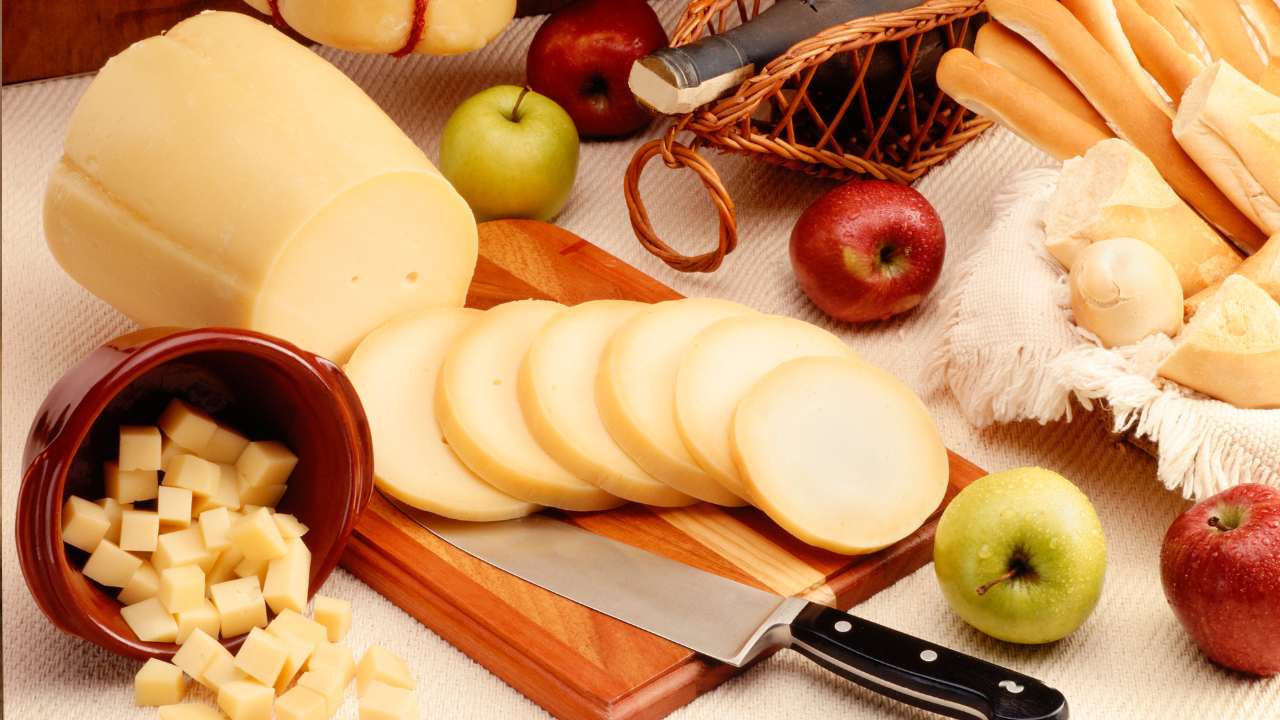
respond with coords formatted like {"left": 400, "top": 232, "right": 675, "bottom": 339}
{"left": 16, "top": 326, "right": 374, "bottom": 661}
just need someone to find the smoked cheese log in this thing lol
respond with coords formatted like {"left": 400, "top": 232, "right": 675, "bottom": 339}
{"left": 986, "top": 0, "right": 1269, "bottom": 254}
{"left": 44, "top": 12, "right": 478, "bottom": 361}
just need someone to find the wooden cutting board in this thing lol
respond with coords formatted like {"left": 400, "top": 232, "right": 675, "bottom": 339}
{"left": 341, "top": 219, "right": 986, "bottom": 720}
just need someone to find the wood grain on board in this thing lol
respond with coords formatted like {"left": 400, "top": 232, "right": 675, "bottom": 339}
{"left": 341, "top": 219, "right": 987, "bottom": 720}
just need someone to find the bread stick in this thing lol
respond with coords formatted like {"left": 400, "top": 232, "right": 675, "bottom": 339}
{"left": 988, "top": 0, "right": 1268, "bottom": 253}
{"left": 1137, "top": 0, "right": 1205, "bottom": 59}
{"left": 1173, "top": 0, "right": 1266, "bottom": 81}
{"left": 975, "top": 22, "right": 1113, "bottom": 137}
{"left": 1115, "top": 0, "right": 1205, "bottom": 104}
{"left": 1237, "top": 0, "right": 1280, "bottom": 93}
{"left": 936, "top": 49, "right": 1111, "bottom": 161}
{"left": 1061, "top": 0, "right": 1173, "bottom": 115}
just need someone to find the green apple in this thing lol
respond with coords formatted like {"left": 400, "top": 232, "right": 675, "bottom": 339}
{"left": 438, "top": 85, "right": 579, "bottom": 222}
{"left": 933, "top": 467, "right": 1106, "bottom": 644}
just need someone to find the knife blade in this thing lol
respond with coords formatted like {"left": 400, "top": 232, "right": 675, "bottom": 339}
{"left": 397, "top": 502, "right": 1068, "bottom": 720}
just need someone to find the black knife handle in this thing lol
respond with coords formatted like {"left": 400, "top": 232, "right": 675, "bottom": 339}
{"left": 788, "top": 603, "right": 1068, "bottom": 720}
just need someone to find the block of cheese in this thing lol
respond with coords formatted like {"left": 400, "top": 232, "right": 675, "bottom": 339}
{"left": 173, "top": 628, "right": 231, "bottom": 682}
{"left": 598, "top": 298, "right": 756, "bottom": 507}
{"left": 202, "top": 425, "right": 250, "bottom": 465}
{"left": 273, "top": 632, "right": 314, "bottom": 693}
{"left": 234, "top": 627, "right": 289, "bottom": 685}
{"left": 296, "top": 667, "right": 346, "bottom": 715}
{"left": 521, "top": 300, "right": 695, "bottom": 507}
{"left": 1186, "top": 234, "right": 1280, "bottom": 317}
{"left": 356, "top": 645, "right": 414, "bottom": 697}
{"left": 242, "top": 0, "right": 517, "bottom": 56}
{"left": 675, "top": 314, "right": 859, "bottom": 498}
{"left": 230, "top": 507, "right": 289, "bottom": 563}
{"left": 157, "top": 486, "right": 194, "bottom": 530}
{"left": 122, "top": 598, "right": 179, "bottom": 642}
{"left": 104, "top": 463, "right": 158, "bottom": 504}
{"left": 200, "top": 507, "right": 233, "bottom": 552}
{"left": 263, "top": 537, "right": 311, "bottom": 615}
{"left": 218, "top": 680, "right": 274, "bottom": 720}
{"left": 159, "top": 400, "right": 219, "bottom": 453}
{"left": 360, "top": 681, "right": 419, "bottom": 720}
{"left": 119, "top": 509, "right": 160, "bottom": 553}
{"left": 165, "top": 454, "right": 220, "bottom": 498}
{"left": 83, "top": 539, "right": 143, "bottom": 588}
{"left": 43, "top": 11, "right": 477, "bottom": 361}
{"left": 176, "top": 599, "right": 221, "bottom": 644}
{"left": 118, "top": 562, "right": 161, "bottom": 605}
{"left": 62, "top": 495, "right": 110, "bottom": 552}
{"left": 1158, "top": 274, "right": 1280, "bottom": 408}
{"left": 312, "top": 596, "right": 351, "bottom": 643}
{"left": 267, "top": 609, "right": 329, "bottom": 650}
{"left": 202, "top": 652, "right": 250, "bottom": 692}
{"left": 97, "top": 497, "right": 125, "bottom": 545}
{"left": 438, "top": 300, "right": 623, "bottom": 511}
{"left": 733, "top": 356, "right": 950, "bottom": 554}
{"left": 307, "top": 642, "right": 356, "bottom": 684}
{"left": 153, "top": 527, "right": 209, "bottom": 571}
{"left": 136, "top": 659, "right": 187, "bottom": 707}
{"left": 120, "top": 426, "right": 163, "bottom": 471}
{"left": 276, "top": 686, "right": 328, "bottom": 720}
{"left": 210, "top": 576, "right": 269, "bottom": 637}
{"left": 236, "top": 442, "right": 298, "bottom": 490}
{"left": 345, "top": 307, "right": 539, "bottom": 521}
{"left": 160, "top": 565, "right": 206, "bottom": 614}
{"left": 1044, "top": 138, "right": 1241, "bottom": 296}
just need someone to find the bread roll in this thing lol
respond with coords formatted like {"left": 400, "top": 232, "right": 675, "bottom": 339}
{"left": 936, "top": 49, "right": 1111, "bottom": 161}
{"left": 1115, "top": 0, "right": 1204, "bottom": 104}
{"left": 1070, "top": 238, "right": 1184, "bottom": 347}
{"left": 1172, "top": 0, "right": 1266, "bottom": 80}
{"left": 1045, "top": 138, "right": 1241, "bottom": 295}
{"left": 975, "top": 22, "right": 1112, "bottom": 137}
{"left": 1158, "top": 274, "right": 1280, "bottom": 408}
{"left": 1061, "top": 0, "right": 1173, "bottom": 115}
{"left": 1174, "top": 61, "right": 1280, "bottom": 237}
{"left": 1137, "top": 0, "right": 1204, "bottom": 58}
{"left": 1186, "top": 234, "right": 1280, "bottom": 317}
{"left": 988, "top": 0, "right": 1268, "bottom": 254}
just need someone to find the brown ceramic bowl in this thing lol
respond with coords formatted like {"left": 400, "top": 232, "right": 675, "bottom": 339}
{"left": 17, "top": 327, "right": 374, "bottom": 661}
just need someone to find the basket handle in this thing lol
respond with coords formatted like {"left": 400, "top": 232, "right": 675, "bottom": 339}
{"left": 624, "top": 124, "right": 739, "bottom": 273}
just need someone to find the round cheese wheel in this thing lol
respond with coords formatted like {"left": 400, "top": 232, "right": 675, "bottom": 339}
{"left": 733, "top": 356, "right": 949, "bottom": 555}
{"left": 675, "top": 314, "right": 858, "bottom": 498}
{"left": 598, "top": 298, "right": 756, "bottom": 506}
{"left": 344, "top": 307, "right": 540, "bottom": 521}
{"left": 520, "top": 301, "right": 695, "bottom": 507}
{"left": 437, "top": 300, "right": 623, "bottom": 511}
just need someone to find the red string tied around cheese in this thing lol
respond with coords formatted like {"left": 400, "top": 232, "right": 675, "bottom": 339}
{"left": 267, "top": 0, "right": 428, "bottom": 59}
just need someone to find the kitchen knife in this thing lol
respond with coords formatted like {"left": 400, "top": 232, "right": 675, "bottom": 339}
{"left": 398, "top": 503, "right": 1069, "bottom": 720}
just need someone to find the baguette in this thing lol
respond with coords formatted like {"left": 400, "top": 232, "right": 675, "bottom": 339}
{"left": 1174, "top": 61, "right": 1280, "bottom": 237}
{"left": 1044, "top": 138, "right": 1241, "bottom": 296}
{"left": 1115, "top": 0, "right": 1205, "bottom": 104}
{"left": 936, "top": 49, "right": 1111, "bottom": 161}
{"left": 1186, "top": 234, "right": 1280, "bottom": 317}
{"left": 1061, "top": 0, "right": 1173, "bottom": 116}
{"left": 1173, "top": 0, "right": 1267, "bottom": 81}
{"left": 974, "top": 23, "right": 1113, "bottom": 137}
{"left": 1237, "top": 0, "right": 1280, "bottom": 94}
{"left": 988, "top": 0, "right": 1268, "bottom": 254}
{"left": 1137, "top": 0, "right": 1205, "bottom": 59}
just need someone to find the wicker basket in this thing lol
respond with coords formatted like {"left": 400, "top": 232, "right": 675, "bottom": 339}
{"left": 625, "top": 0, "right": 991, "bottom": 272}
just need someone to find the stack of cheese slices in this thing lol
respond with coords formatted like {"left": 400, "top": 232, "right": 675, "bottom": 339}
{"left": 345, "top": 299, "right": 951, "bottom": 555}
{"left": 937, "top": 0, "right": 1280, "bottom": 409}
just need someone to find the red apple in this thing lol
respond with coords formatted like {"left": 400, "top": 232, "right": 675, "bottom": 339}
{"left": 526, "top": 0, "right": 667, "bottom": 138}
{"left": 790, "top": 179, "right": 945, "bottom": 323}
{"left": 1161, "top": 483, "right": 1280, "bottom": 676}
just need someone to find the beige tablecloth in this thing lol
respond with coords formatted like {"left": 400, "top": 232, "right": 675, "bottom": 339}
{"left": 4, "top": 4, "right": 1278, "bottom": 718}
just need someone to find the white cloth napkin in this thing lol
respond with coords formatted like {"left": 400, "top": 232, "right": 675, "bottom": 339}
{"left": 929, "top": 167, "right": 1280, "bottom": 500}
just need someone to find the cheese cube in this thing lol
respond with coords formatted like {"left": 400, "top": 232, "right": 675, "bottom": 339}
{"left": 264, "top": 538, "right": 311, "bottom": 615}
{"left": 121, "top": 597, "right": 179, "bottom": 642}
{"left": 159, "top": 400, "right": 219, "bottom": 453}
{"left": 236, "top": 441, "right": 298, "bottom": 489}
{"left": 154, "top": 527, "right": 208, "bottom": 570}
{"left": 234, "top": 627, "right": 288, "bottom": 685}
{"left": 161, "top": 564, "right": 206, "bottom": 614}
{"left": 120, "top": 425, "right": 163, "bottom": 471}
{"left": 272, "top": 631, "right": 314, "bottom": 694}
{"left": 157, "top": 486, "right": 194, "bottom": 529}
{"left": 312, "top": 596, "right": 350, "bottom": 643}
{"left": 275, "top": 686, "right": 328, "bottom": 720}
{"left": 239, "top": 483, "right": 288, "bottom": 508}
{"left": 273, "top": 513, "right": 309, "bottom": 539}
{"left": 200, "top": 507, "right": 234, "bottom": 552}
{"left": 97, "top": 497, "right": 126, "bottom": 545}
{"left": 83, "top": 539, "right": 143, "bottom": 587}
{"left": 206, "top": 465, "right": 244, "bottom": 512}
{"left": 355, "top": 646, "right": 414, "bottom": 697}
{"left": 61, "top": 495, "right": 110, "bottom": 552}
{"left": 173, "top": 628, "right": 230, "bottom": 682}
{"left": 119, "top": 509, "right": 160, "bottom": 552}
{"left": 307, "top": 642, "right": 355, "bottom": 685}
{"left": 209, "top": 576, "right": 268, "bottom": 637}
{"left": 136, "top": 658, "right": 187, "bottom": 706}
{"left": 160, "top": 436, "right": 185, "bottom": 472}
{"left": 118, "top": 562, "right": 161, "bottom": 604}
{"left": 165, "top": 454, "right": 221, "bottom": 498}
{"left": 202, "top": 652, "right": 250, "bottom": 691}
{"left": 234, "top": 554, "right": 270, "bottom": 584}
{"left": 105, "top": 462, "right": 159, "bottom": 503}
{"left": 229, "top": 507, "right": 288, "bottom": 563}
{"left": 203, "top": 425, "right": 251, "bottom": 464}
{"left": 207, "top": 544, "right": 245, "bottom": 589}
{"left": 176, "top": 598, "right": 221, "bottom": 644}
{"left": 217, "top": 680, "right": 274, "bottom": 720}
{"left": 267, "top": 609, "right": 328, "bottom": 650}
{"left": 296, "top": 667, "right": 346, "bottom": 715}
{"left": 359, "top": 681, "right": 418, "bottom": 720}
{"left": 158, "top": 704, "right": 225, "bottom": 720}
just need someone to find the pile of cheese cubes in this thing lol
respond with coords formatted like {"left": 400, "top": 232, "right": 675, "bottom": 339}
{"left": 135, "top": 599, "right": 419, "bottom": 719}
{"left": 60, "top": 398, "right": 306, "bottom": 644}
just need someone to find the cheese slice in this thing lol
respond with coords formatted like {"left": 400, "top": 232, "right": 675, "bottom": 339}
{"left": 519, "top": 300, "right": 694, "bottom": 507}
{"left": 437, "top": 300, "right": 623, "bottom": 511}
{"left": 675, "top": 314, "right": 858, "bottom": 498}
{"left": 733, "top": 356, "right": 950, "bottom": 555}
{"left": 243, "top": 0, "right": 517, "bottom": 56}
{"left": 43, "top": 12, "right": 477, "bottom": 361}
{"left": 1158, "top": 274, "right": 1280, "bottom": 408}
{"left": 345, "top": 307, "right": 540, "bottom": 521}
{"left": 598, "top": 298, "right": 756, "bottom": 506}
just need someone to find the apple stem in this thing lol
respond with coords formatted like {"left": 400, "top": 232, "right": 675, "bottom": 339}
{"left": 511, "top": 86, "right": 531, "bottom": 122}
{"left": 975, "top": 568, "right": 1020, "bottom": 596}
